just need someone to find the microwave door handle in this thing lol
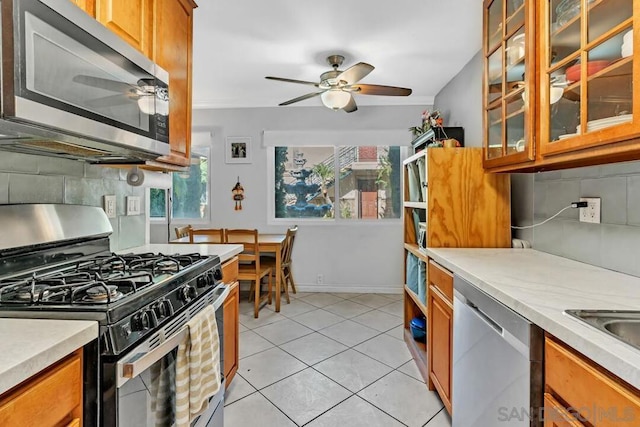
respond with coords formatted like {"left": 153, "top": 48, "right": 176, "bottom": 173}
{"left": 117, "top": 327, "right": 188, "bottom": 387}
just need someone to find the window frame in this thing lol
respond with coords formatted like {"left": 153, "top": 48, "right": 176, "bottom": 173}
{"left": 149, "top": 144, "right": 211, "bottom": 226}
{"left": 267, "top": 145, "right": 403, "bottom": 226}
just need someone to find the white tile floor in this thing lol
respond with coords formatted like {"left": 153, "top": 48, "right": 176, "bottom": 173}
{"left": 224, "top": 292, "right": 452, "bottom": 427}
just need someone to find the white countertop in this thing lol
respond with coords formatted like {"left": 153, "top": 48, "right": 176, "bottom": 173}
{"left": 0, "top": 319, "right": 98, "bottom": 395}
{"left": 426, "top": 248, "right": 640, "bottom": 389}
{"left": 119, "top": 244, "right": 244, "bottom": 263}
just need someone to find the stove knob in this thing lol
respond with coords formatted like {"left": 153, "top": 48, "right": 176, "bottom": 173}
{"left": 152, "top": 302, "right": 166, "bottom": 319}
{"left": 213, "top": 268, "right": 223, "bottom": 281}
{"left": 162, "top": 300, "right": 174, "bottom": 316}
{"left": 196, "top": 275, "right": 208, "bottom": 288}
{"left": 146, "top": 309, "right": 159, "bottom": 328}
{"left": 181, "top": 285, "right": 198, "bottom": 302}
{"left": 131, "top": 311, "right": 150, "bottom": 332}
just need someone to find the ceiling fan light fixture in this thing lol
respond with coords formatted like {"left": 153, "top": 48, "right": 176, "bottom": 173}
{"left": 321, "top": 89, "right": 350, "bottom": 110}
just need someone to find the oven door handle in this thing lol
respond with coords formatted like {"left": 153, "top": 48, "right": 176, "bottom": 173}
{"left": 117, "top": 327, "right": 187, "bottom": 387}
{"left": 212, "top": 284, "right": 231, "bottom": 311}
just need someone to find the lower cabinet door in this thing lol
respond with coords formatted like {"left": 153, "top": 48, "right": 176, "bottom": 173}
{"left": 543, "top": 393, "right": 585, "bottom": 427}
{"left": 223, "top": 281, "right": 239, "bottom": 386}
{"left": 428, "top": 285, "right": 453, "bottom": 415}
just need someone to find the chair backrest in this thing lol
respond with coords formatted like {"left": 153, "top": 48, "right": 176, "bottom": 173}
{"left": 282, "top": 225, "right": 298, "bottom": 266}
{"left": 225, "top": 229, "right": 260, "bottom": 272}
{"left": 175, "top": 225, "right": 192, "bottom": 239}
{"left": 189, "top": 228, "right": 225, "bottom": 243}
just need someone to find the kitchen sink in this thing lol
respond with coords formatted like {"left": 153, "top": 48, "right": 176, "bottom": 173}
{"left": 565, "top": 310, "right": 640, "bottom": 351}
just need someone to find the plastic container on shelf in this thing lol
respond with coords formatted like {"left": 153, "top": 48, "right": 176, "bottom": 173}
{"left": 410, "top": 316, "right": 426, "bottom": 341}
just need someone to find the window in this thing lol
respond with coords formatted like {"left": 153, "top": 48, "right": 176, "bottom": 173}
{"left": 273, "top": 145, "right": 401, "bottom": 221}
{"left": 150, "top": 147, "right": 209, "bottom": 221}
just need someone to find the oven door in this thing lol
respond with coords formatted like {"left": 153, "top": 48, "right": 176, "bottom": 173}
{"left": 6, "top": 0, "right": 169, "bottom": 153}
{"left": 112, "top": 286, "right": 229, "bottom": 427}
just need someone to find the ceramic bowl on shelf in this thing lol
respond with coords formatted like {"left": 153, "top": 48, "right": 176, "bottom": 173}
{"left": 565, "top": 60, "right": 610, "bottom": 82}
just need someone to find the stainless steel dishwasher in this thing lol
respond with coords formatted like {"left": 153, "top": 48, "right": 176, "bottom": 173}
{"left": 452, "top": 275, "right": 543, "bottom": 427}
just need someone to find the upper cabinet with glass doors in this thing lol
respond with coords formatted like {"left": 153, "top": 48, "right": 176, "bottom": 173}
{"left": 483, "top": 0, "right": 536, "bottom": 169}
{"left": 540, "top": 0, "right": 637, "bottom": 157}
{"left": 483, "top": 0, "right": 640, "bottom": 172}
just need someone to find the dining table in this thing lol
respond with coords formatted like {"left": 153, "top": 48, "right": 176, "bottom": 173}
{"left": 171, "top": 233, "right": 288, "bottom": 312}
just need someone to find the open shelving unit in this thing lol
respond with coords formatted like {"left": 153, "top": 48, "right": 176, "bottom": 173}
{"left": 402, "top": 147, "right": 511, "bottom": 385}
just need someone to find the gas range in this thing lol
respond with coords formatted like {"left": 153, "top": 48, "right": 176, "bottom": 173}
{"left": 0, "top": 204, "right": 228, "bottom": 426}
{"left": 0, "top": 250, "right": 223, "bottom": 356}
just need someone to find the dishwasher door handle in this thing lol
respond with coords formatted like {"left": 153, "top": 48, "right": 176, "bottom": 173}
{"left": 468, "top": 301, "right": 504, "bottom": 336}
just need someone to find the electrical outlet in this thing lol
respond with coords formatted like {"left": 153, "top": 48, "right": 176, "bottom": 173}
{"left": 316, "top": 274, "right": 324, "bottom": 284}
{"left": 126, "top": 196, "right": 141, "bottom": 216}
{"left": 579, "top": 197, "right": 601, "bottom": 224}
{"left": 103, "top": 195, "right": 116, "bottom": 218}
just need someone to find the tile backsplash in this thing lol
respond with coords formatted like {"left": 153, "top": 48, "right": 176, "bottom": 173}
{"left": 0, "top": 152, "right": 145, "bottom": 251}
{"left": 530, "top": 160, "right": 640, "bottom": 277}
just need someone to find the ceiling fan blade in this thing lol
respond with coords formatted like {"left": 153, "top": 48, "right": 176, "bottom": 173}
{"left": 73, "top": 75, "right": 137, "bottom": 93}
{"left": 337, "top": 63, "right": 374, "bottom": 85}
{"left": 350, "top": 84, "right": 412, "bottom": 96}
{"left": 279, "top": 91, "right": 325, "bottom": 106}
{"left": 86, "top": 93, "right": 138, "bottom": 108}
{"left": 266, "top": 76, "right": 320, "bottom": 87}
{"left": 343, "top": 95, "right": 358, "bottom": 113}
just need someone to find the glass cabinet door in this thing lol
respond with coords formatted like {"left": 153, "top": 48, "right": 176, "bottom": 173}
{"left": 483, "top": 0, "right": 535, "bottom": 168}
{"left": 540, "top": 0, "right": 637, "bottom": 156}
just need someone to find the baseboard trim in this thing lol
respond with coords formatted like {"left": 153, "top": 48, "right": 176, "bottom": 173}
{"left": 293, "top": 284, "right": 404, "bottom": 294}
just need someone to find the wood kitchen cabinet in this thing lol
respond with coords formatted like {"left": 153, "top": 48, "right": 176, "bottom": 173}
{"left": 545, "top": 335, "right": 640, "bottom": 426}
{"left": 153, "top": 0, "right": 198, "bottom": 167}
{"left": 484, "top": 0, "right": 640, "bottom": 172}
{"left": 402, "top": 147, "right": 510, "bottom": 394}
{"left": 483, "top": 0, "right": 536, "bottom": 169}
{"left": 0, "top": 350, "right": 83, "bottom": 427}
{"left": 69, "top": 0, "right": 95, "bottom": 16}
{"left": 222, "top": 257, "right": 239, "bottom": 386}
{"left": 427, "top": 260, "right": 453, "bottom": 415}
{"left": 95, "top": 0, "right": 154, "bottom": 58}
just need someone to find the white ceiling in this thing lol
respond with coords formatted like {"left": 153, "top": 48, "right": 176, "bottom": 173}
{"left": 192, "top": 0, "right": 482, "bottom": 110}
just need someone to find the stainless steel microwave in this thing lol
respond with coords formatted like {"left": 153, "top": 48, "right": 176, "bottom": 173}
{"left": 0, "top": 0, "right": 170, "bottom": 163}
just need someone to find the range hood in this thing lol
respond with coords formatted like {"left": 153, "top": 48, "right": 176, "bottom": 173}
{"left": 0, "top": 0, "right": 172, "bottom": 164}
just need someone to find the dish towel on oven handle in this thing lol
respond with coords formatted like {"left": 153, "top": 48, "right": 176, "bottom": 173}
{"left": 175, "top": 304, "right": 221, "bottom": 427}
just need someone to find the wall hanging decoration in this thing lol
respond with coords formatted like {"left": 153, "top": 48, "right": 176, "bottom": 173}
{"left": 232, "top": 177, "right": 245, "bottom": 210}
{"left": 225, "top": 136, "right": 252, "bottom": 164}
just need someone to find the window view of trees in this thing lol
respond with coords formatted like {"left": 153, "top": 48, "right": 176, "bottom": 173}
{"left": 273, "top": 145, "right": 401, "bottom": 220}
{"left": 150, "top": 149, "right": 209, "bottom": 220}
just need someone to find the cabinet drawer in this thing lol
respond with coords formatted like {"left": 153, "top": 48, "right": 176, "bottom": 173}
{"left": 0, "top": 350, "right": 82, "bottom": 427}
{"left": 221, "top": 257, "right": 239, "bottom": 284}
{"left": 545, "top": 337, "right": 640, "bottom": 426}
{"left": 428, "top": 260, "right": 453, "bottom": 302}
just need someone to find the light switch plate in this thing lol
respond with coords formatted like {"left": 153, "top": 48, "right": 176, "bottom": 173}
{"left": 126, "top": 196, "right": 141, "bottom": 216}
{"left": 103, "top": 195, "right": 116, "bottom": 218}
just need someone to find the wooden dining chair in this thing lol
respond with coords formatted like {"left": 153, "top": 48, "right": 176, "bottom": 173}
{"left": 262, "top": 225, "right": 298, "bottom": 303}
{"left": 225, "top": 229, "right": 272, "bottom": 318}
{"left": 188, "top": 228, "right": 225, "bottom": 243}
{"left": 174, "top": 225, "right": 192, "bottom": 239}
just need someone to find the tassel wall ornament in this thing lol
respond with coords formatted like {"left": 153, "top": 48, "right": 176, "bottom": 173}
{"left": 232, "top": 177, "right": 245, "bottom": 211}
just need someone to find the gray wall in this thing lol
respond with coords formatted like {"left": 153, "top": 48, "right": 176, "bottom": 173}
{"left": 0, "top": 152, "right": 145, "bottom": 251}
{"left": 156, "top": 104, "right": 427, "bottom": 292}
{"left": 433, "top": 51, "right": 483, "bottom": 146}
{"left": 433, "top": 49, "right": 640, "bottom": 278}
{"left": 528, "top": 161, "right": 640, "bottom": 277}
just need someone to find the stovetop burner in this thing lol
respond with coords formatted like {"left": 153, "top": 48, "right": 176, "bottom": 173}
{"left": 0, "top": 252, "right": 210, "bottom": 307}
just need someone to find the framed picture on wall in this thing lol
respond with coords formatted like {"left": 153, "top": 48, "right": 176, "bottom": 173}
{"left": 225, "top": 136, "right": 252, "bottom": 164}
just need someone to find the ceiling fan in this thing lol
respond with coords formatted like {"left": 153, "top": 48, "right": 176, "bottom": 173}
{"left": 265, "top": 55, "right": 412, "bottom": 113}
